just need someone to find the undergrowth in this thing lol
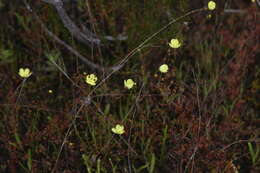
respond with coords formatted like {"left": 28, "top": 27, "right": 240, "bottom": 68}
{"left": 0, "top": 0, "right": 259, "bottom": 172}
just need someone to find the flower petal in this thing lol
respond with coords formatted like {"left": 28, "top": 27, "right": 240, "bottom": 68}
{"left": 208, "top": 1, "right": 216, "bottom": 10}
{"left": 159, "top": 64, "right": 169, "bottom": 73}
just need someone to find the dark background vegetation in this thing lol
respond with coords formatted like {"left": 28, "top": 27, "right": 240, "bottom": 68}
{"left": 0, "top": 0, "right": 259, "bottom": 172}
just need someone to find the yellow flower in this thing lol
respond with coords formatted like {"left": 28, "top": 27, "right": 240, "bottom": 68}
{"left": 207, "top": 14, "right": 212, "bottom": 19}
{"left": 169, "top": 39, "right": 181, "bottom": 49}
{"left": 208, "top": 1, "right": 216, "bottom": 11}
{"left": 19, "top": 68, "right": 32, "bottom": 78}
{"left": 48, "top": 90, "right": 53, "bottom": 94}
{"left": 251, "top": 0, "right": 255, "bottom": 2}
{"left": 159, "top": 64, "right": 169, "bottom": 73}
{"left": 111, "top": 124, "right": 125, "bottom": 135}
{"left": 124, "top": 79, "right": 136, "bottom": 89}
{"left": 85, "top": 74, "right": 98, "bottom": 86}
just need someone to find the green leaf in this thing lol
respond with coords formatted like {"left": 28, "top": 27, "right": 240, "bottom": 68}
{"left": 27, "top": 149, "right": 32, "bottom": 171}
{"left": 149, "top": 153, "right": 156, "bottom": 173}
{"left": 14, "top": 132, "right": 23, "bottom": 150}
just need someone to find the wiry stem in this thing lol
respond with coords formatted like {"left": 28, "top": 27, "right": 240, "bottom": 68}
{"left": 42, "top": 0, "right": 101, "bottom": 46}
{"left": 23, "top": 0, "right": 105, "bottom": 71}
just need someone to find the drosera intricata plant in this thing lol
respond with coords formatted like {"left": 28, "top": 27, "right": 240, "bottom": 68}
{"left": 3, "top": 0, "right": 258, "bottom": 171}
{"left": 50, "top": 2, "right": 217, "bottom": 172}
{"left": 15, "top": 67, "right": 32, "bottom": 105}
{"left": 159, "top": 64, "right": 169, "bottom": 73}
{"left": 169, "top": 38, "right": 182, "bottom": 49}
{"left": 208, "top": 1, "right": 216, "bottom": 11}
{"left": 124, "top": 79, "right": 136, "bottom": 89}
{"left": 85, "top": 74, "right": 98, "bottom": 86}
{"left": 18, "top": 68, "right": 32, "bottom": 78}
{"left": 84, "top": 5, "right": 211, "bottom": 97}
{"left": 111, "top": 124, "right": 125, "bottom": 135}
{"left": 48, "top": 89, "right": 53, "bottom": 94}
